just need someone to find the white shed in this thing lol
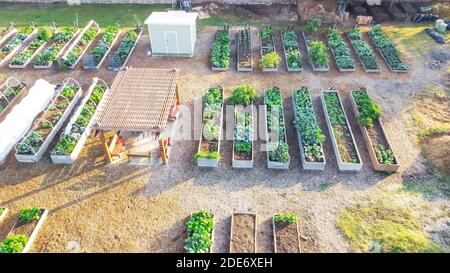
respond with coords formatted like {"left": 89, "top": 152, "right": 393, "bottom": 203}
{"left": 145, "top": 11, "right": 198, "bottom": 57}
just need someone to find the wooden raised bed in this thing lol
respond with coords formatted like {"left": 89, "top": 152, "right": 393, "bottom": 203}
{"left": 321, "top": 89, "right": 362, "bottom": 171}
{"left": 260, "top": 25, "right": 279, "bottom": 72}
{"left": 0, "top": 27, "right": 17, "bottom": 46}
{"left": 281, "top": 27, "right": 303, "bottom": 72}
{"left": 5, "top": 208, "right": 48, "bottom": 253}
{"left": 15, "top": 79, "right": 82, "bottom": 163}
{"left": 59, "top": 20, "right": 100, "bottom": 70}
{"left": 9, "top": 39, "right": 48, "bottom": 69}
{"left": 184, "top": 211, "right": 215, "bottom": 253}
{"left": 34, "top": 27, "right": 81, "bottom": 69}
{"left": 292, "top": 88, "right": 326, "bottom": 171}
{"left": 0, "top": 28, "right": 37, "bottom": 66}
{"left": 237, "top": 26, "right": 252, "bottom": 72}
{"left": 349, "top": 89, "right": 400, "bottom": 172}
{"left": 367, "top": 31, "right": 408, "bottom": 73}
{"left": 196, "top": 87, "right": 224, "bottom": 168}
{"left": 326, "top": 30, "right": 356, "bottom": 72}
{"left": 84, "top": 29, "right": 121, "bottom": 70}
{"left": 108, "top": 28, "right": 142, "bottom": 71}
{"left": 345, "top": 31, "right": 381, "bottom": 73}
{"left": 50, "top": 78, "right": 109, "bottom": 164}
{"left": 0, "top": 208, "right": 8, "bottom": 222}
{"left": 302, "top": 32, "right": 330, "bottom": 72}
{"left": 230, "top": 213, "right": 257, "bottom": 253}
{"left": 232, "top": 105, "right": 254, "bottom": 168}
{"left": 272, "top": 214, "right": 301, "bottom": 253}
{"left": 0, "top": 77, "right": 28, "bottom": 123}
{"left": 211, "top": 25, "right": 230, "bottom": 71}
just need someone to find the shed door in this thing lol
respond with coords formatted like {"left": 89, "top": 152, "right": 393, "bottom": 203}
{"left": 164, "top": 31, "right": 179, "bottom": 54}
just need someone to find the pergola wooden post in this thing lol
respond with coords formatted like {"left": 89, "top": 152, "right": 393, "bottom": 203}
{"left": 93, "top": 68, "right": 180, "bottom": 165}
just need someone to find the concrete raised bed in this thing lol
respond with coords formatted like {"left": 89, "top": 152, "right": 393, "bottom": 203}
{"left": 230, "top": 213, "right": 257, "bottom": 253}
{"left": 108, "top": 29, "right": 142, "bottom": 71}
{"left": 0, "top": 28, "right": 17, "bottom": 47}
{"left": 367, "top": 32, "right": 408, "bottom": 73}
{"left": 349, "top": 90, "right": 400, "bottom": 172}
{"left": 33, "top": 28, "right": 81, "bottom": 69}
{"left": 197, "top": 87, "right": 224, "bottom": 168}
{"left": 0, "top": 208, "right": 8, "bottom": 222}
{"left": 321, "top": 89, "right": 362, "bottom": 171}
{"left": 50, "top": 78, "right": 108, "bottom": 164}
{"left": 0, "top": 78, "right": 28, "bottom": 123}
{"left": 264, "top": 92, "right": 290, "bottom": 170}
{"left": 302, "top": 32, "right": 330, "bottom": 72}
{"left": 345, "top": 32, "right": 381, "bottom": 73}
{"left": 60, "top": 20, "right": 99, "bottom": 70}
{"left": 232, "top": 105, "right": 254, "bottom": 168}
{"left": 281, "top": 30, "right": 303, "bottom": 72}
{"left": 185, "top": 212, "right": 215, "bottom": 253}
{"left": 272, "top": 214, "right": 301, "bottom": 253}
{"left": 0, "top": 28, "right": 37, "bottom": 66}
{"left": 9, "top": 40, "right": 48, "bottom": 69}
{"left": 237, "top": 27, "right": 252, "bottom": 72}
{"left": 84, "top": 30, "right": 121, "bottom": 70}
{"left": 15, "top": 79, "right": 82, "bottom": 163}
{"left": 260, "top": 27, "right": 279, "bottom": 72}
{"left": 292, "top": 89, "right": 326, "bottom": 171}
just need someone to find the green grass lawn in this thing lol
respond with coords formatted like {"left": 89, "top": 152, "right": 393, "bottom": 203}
{"left": 0, "top": 3, "right": 171, "bottom": 27}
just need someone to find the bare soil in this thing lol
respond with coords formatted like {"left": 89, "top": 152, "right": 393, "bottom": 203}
{"left": 230, "top": 213, "right": 256, "bottom": 253}
{"left": 274, "top": 220, "right": 300, "bottom": 253}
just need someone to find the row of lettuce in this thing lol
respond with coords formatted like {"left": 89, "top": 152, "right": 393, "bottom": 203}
{"left": 194, "top": 84, "right": 398, "bottom": 172}
{"left": 0, "top": 21, "right": 140, "bottom": 69}
{"left": 210, "top": 20, "right": 406, "bottom": 73}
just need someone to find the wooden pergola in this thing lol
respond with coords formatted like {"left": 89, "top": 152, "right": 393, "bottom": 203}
{"left": 94, "top": 68, "right": 180, "bottom": 165}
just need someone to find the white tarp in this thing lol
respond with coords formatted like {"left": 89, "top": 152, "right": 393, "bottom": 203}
{"left": 0, "top": 79, "right": 56, "bottom": 164}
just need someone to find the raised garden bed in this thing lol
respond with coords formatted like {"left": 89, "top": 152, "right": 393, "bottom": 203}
{"left": 302, "top": 32, "right": 330, "bottom": 72}
{"left": 0, "top": 208, "right": 8, "bottom": 222}
{"left": 273, "top": 213, "right": 301, "bottom": 253}
{"left": 230, "top": 213, "right": 257, "bottom": 253}
{"left": 211, "top": 25, "right": 230, "bottom": 71}
{"left": 0, "top": 77, "right": 27, "bottom": 123}
{"left": 350, "top": 89, "right": 399, "bottom": 172}
{"left": 368, "top": 26, "right": 408, "bottom": 73}
{"left": 50, "top": 78, "right": 109, "bottom": 164}
{"left": 0, "top": 26, "right": 37, "bottom": 66}
{"left": 184, "top": 210, "right": 215, "bottom": 253}
{"left": 264, "top": 87, "right": 290, "bottom": 169}
{"left": 0, "top": 27, "right": 17, "bottom": 47}
{"left": 108, "top": 27, "right": 142, "bottom": 71}
{"left": 0, "top": 208, "right": 48, "bottom": 253}
{"left": 34, "top": 26, "right": 80, "bottom": 69}
{"left": 346, "top": 27, "right": 381, "bottom": 73}
{"left": 195, "top": 86, "right": 224, "bottom": 167}
{"left": 293, "top": 87, "right": 326, "bottom": 171}
{"left": 59, "top": 20, "right": 100, "bottom": 70}
{"left": 237, "top": 26, "right": 252, "bottom": 72}
{"left": 326, "top": 28, "right": 356, "bottom": 72}
{"left": 260, "top": 25, "right": 280, "bottom": 72}
{"left": 84, "top": 25, "right": 121, "bottom": 70}
{"left": 229, "top": 85, "right": 257, "bottom": 168}
{"left": 281, "top": 26, "right": 303, "bottom": 72}
{"left": 321, "top": 89, "right": 362, "bottom": 171}
{"left": 15, "top": 79, "right": 82, "bottom": 163}
{"left": 9, "top": 27, "right": 54, "bottom": 69}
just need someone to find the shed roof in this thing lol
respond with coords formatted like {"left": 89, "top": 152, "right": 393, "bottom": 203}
{"left": 94, "top": 68, "right": 180, "bottom": 132}
{"left": 144, "top": 11, "right": 198, "bottom": 26}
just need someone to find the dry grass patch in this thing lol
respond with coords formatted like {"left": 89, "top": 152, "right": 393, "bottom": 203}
{"left": 337, "top": 201, "right": 446, "bottom": 253}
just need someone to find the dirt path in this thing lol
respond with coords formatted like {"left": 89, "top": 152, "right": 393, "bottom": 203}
{"left": 0, "top": 26, "right": 448, "bottom": 253}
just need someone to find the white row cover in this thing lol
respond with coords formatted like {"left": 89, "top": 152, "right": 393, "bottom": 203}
{"left": 0, "top": 79, "right": 56, "bottom": 164}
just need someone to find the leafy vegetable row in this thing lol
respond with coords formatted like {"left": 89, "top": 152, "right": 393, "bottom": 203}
{"left": 35, "top": 26, "right": 77, "bottom": 66}
{"left": 11, "top": 27, "right": 54, "bottom": 66}
{"left": 369, "top": 26, "right": 407, "bottom": 71}
{"left": 326, "top": 28, "right": 355, "bottom": 70}
{"left": 346, "top": 27, "right": 380, "bottom": 70}
{"left": 293, "top": 87, "right": 325, "bottom": 163}
{"left": 89, "top": 25, "right": 120, "bottom": 66}
{"left": 282, "top": 26, "right": 302, "bottom": 69}
{"left": 260, "top": 25, "right": 280, "bottom": 69}
{"left": 110, "top": 28, "right": 139, "bottom": 68}
{"left": 60, "top": 23, "right": 99, "bottom": 68}
{"left": 184, "top": 210, "right": 214, "bottom": 253}
{"left": 0, "top": 25, "right": 35, "bottom": 62}
{"left": 0, "top": 82, "right": 25, "bottom": 113}
{"left": 210, "top": 27, "right": 230, "bottom": 69}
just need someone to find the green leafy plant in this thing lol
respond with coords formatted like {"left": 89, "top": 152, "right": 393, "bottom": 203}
{"left": 204, "top": 87, "right": 222, "bottom": 105}
{"left": 352, "top": 91, "right": 381, "bottom": 127}
{"left": 260, "top": 51, "right": 280, "bottom": 69}
{"left": 326, "top": 28, "right": 355, "bottom": 70}
{"left": 60, "top": 24, "right": 99, "bottom": 68}
{"left": 184, "top": 210, "right": 214, "bottom": 253}
{"left": 374, "top": 144, "right": 395, "bottom": 165}
{"left": 89, "top": 24, "right": 120, "bottom": 66}
{"left": 35, "top": 26, "right": 76, "bottom": 66}
{"left": 38, "top": 27, "right": 54, "bottom": 41}
{"left": 282, "top": 27, "right": 303, "bottom": 69}
{"left": 18, "top": 207, "right": 41, "bottom": 223}
{"left": 210, "top": 27, "right": 230, "bottom": 69}
{"left": 193, "top": 151, "right": 221, "bottom": 162}
{"left": 304, "top": 19, "right": 321, "bottom": 36}
{"left": 274, "top": 213, "right": 297, "bottom": 224}
{"left": 0, "top": 234, "right": 28, "bottom": 253}
{"left": 369, "top": 26, "right": 407, "bottom": 71}
{"left": 229, "top": 85, "right": 257, "bottom": 106}
{"left": 346, "top": 27, "right": 380, "bottom": 70}
{"left": 308, "top": 41, "right": 329, "bottom": 67}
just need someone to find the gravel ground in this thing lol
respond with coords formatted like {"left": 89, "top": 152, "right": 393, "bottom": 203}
{"left": 0, "top": 25, "right": 448, "bottom": 253}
